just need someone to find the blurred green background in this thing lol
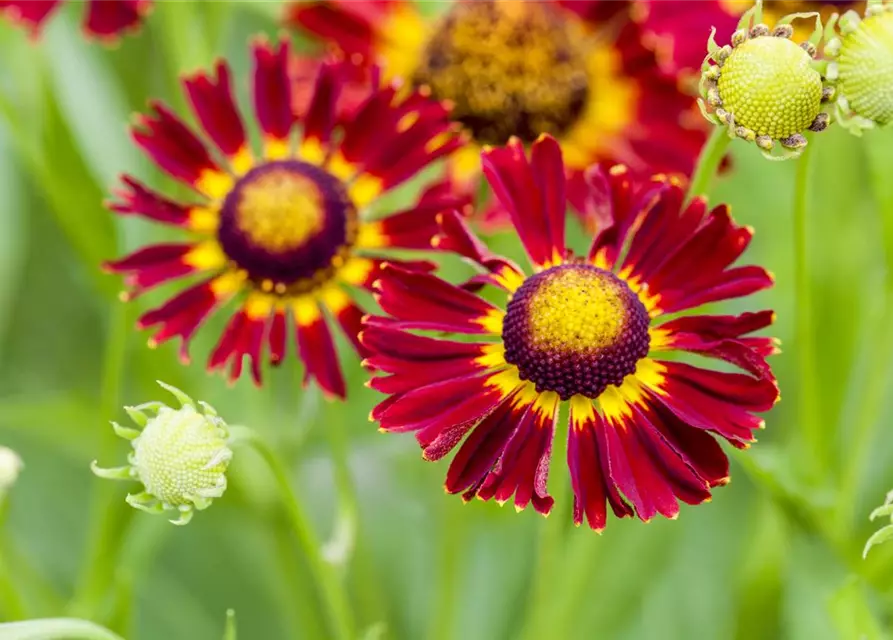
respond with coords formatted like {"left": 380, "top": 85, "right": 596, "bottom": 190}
{"left": 2, "top": 2, "right": 893, "bottom": 639}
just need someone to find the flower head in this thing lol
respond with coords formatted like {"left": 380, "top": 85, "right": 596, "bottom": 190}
{"left": 825, "top": 0, "right": 893, "bottom": 133}
{"left": 361, "top": 135, "right": 779, "bottom": 530}
{"left": 287, "top": 0, "right": 710, "bottom": 221}
{"left": 0, "top": 0, "right": 152, "bottom": 43}
{"left": 91, "top": 381, "right": 231, "bottom": 525}
{"left": 0, "top": 446, "right": 23, "bottom": 495}
{"left": 699, "top": 1, "right": 834, "bottom": 159}
{"left": 104, "top": 37, "right": 464, "bottom": 397}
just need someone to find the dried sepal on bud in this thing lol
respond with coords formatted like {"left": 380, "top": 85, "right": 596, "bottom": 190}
{"left": 698, "top": 0, "right": 833, "bottom": 160}
{"left": 91, "top": 381, "right": 232, "bottom": 526}
{"left": 824, "top": 0, "right": 893, "bottom": 135}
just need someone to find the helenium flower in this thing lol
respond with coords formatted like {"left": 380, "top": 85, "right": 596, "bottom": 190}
{"left": 91, "top": 381, "right": 232, "bottom": 526}
{"left": 825, "top": 0, "right": 893, "bottom": 134}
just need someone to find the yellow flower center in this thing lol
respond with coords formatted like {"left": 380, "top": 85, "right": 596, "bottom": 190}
{"left": 718, "top": 35, "right": 823, "bottom": 139}
{"left": 216, "top": 160, "right": 356, "bottom": 292}
{"left": 502, "top": 264, "right": 650, "bottom": 400}
{"left": 839, "top": 10, "right": 893, "bottom": 125}
{"left": 413, "top": 1, "right": 589, "bottom": 145}
{"left": 235, "top": 168, "right": 325, "bottom": 254}
{"left": 527, "top": 266, "right": 626, "bottom": 352}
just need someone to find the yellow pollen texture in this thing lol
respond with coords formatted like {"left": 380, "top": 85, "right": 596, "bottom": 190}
{"left": 235, "top": 168, "right": 324, "bottom": 254}
{"left": 413, "top": 2, "right": 588, "bottom": 144}
{"left": 526, "top": 268, "right": 626, "bottom": 354}
{"left": 718, "top": 36, "right": 822, "bottom": 139}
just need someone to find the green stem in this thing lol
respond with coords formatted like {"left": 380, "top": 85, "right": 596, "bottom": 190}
{"left": 835, "top": 290, "right": 893, "bottom": 533}
{"left": 0, "top": 618, "right": 125, "bottom": 640}
{"left": 685, "top": 127, "right": 731, "bottom": 202}
{"left": 230, "top": 428, "right": 355, "bottom": 640}
{"left": 792, "top": 142, "right": 823, "bottom": 479}
{"left": 427, "top": 502, "right": 465, "bottom": 640}
{"left": 70, "top": 302, "right": 132, "bottom": 618}
{"left": 0, "top": 533, "right": 27, "bottom": 621}
{"left": 323, "top": 411, "right": 358, "bottom": 569}
{"left": 520, "top": 471, "right": 572, "bottom": 640}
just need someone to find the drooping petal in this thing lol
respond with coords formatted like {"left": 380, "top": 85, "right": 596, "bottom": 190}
{"left": 294, "top": 297, "right": 346, "bottom": 399}
{"left": 645, "top": 360, "right": 778, "bottom": 448}
{"left": 475, "top": 392, "right": 559, "bottom": 515}
{"left": 567, "top": 396, "right": 633, "bottom": 530}
{"left": 441, "top": 388, "right": 520, "bottom": 492}
{"left": 208, "top": 299, "right": 270, "bottom": 386}
{"left": 137, "top": 277, "right": 233, "bottom": 363}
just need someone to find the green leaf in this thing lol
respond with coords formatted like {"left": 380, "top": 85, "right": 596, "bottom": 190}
{"left": 828, "top": 578, "right": 886, "bottom": 640}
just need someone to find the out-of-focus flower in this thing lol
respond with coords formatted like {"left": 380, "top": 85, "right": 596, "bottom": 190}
{"left": 633, "top": 0, "right": 743, "bottom": 81}
{"left": 287, "top": 0, "right": 710, "bottom": 222}
{"left": 825, "top": 0, "right": 893, "bottom": 133}
{"left": 362, "top": 135, "right": 779, "bottom": 530}
{"left": 0, "top": 446, "right": 23, "bottom": 494}
{"left": 91, "top": 381, "right": 232, "bottom": 526}
{"left": 0, "top": 0, "right": 151, "bottom": 43}
{"left": 699, "top": 3, "right": 834, "bottom": 159}
{"left": 104, "top": 37, "right": 464, "bottom": 396}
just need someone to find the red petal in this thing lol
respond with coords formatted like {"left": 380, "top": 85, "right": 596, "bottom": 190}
{"left": 253, "top": 37, "right": 294, "bottom": 143}
{"left": 182, "top": 60, "right": 248, "bottom": 159}
{"left": 296, "top": 309, "right": 345, "bottom": 399}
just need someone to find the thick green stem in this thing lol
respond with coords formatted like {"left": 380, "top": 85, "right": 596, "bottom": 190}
{"left": 0, "top": 618, "right": 125, "bottom": 640}
{"left": 230, "top": 428, "right": 355, "bottom": 640}
{"left": 686, "top": 127, "right": 731, "bottom": 202}
{"left": 835, "top": 290, "right": 893, "bottom": 533}
{"left": 322, "top": 413, "right": 358, "bottom": 569}
{"left": 792, "top": 143, "right": 823, "bottom": 478}
{"left": 70, "top": 302, "right": 132, "bottom": 619}
{"left": 0, "top": 534, "right": 26, "bottom": 621}
{"left": 520, "top": 470, "right": 572, "bottom": 640}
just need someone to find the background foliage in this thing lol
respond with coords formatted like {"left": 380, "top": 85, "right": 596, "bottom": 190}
{"left": 1, "top": 2, "right": 893, "bottom": 639}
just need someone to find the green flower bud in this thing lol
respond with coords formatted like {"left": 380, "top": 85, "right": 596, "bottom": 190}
{"left": 0, "top": 446, "right": 23, "bottom": 494}
{"left": 826, "top": 1, "right": 893, "bottom": 134}
{"left": 698, "top": 0, "right": 833, "bottom": 160}
{"left": 91, "top": 381, "right": 232, "bottom": 526}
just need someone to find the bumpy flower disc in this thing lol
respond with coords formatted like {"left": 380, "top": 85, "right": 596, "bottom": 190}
{"left": 699, "top": 7, "right": 833, "bottom": 159}
{"left": 718, "top": 36, "right": 823, "bottom": 138}
{"left": 91, "top": 381, "right": 232, "bottom": 525}
{"left": 828, "top": 2, "right": 893, "bottom": 132}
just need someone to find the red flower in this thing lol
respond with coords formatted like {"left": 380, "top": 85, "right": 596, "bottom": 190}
{"left": 286, "top": 0, "right": 710, "bottom": 223}
{"left": 362, "top": 135, "right": 779, "bottom": 529}
{"left": 0, "top": 0, "right": 151, "bottom": 42}
{"left": 104, "top": 38, "right": 465, "bottom": 397}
